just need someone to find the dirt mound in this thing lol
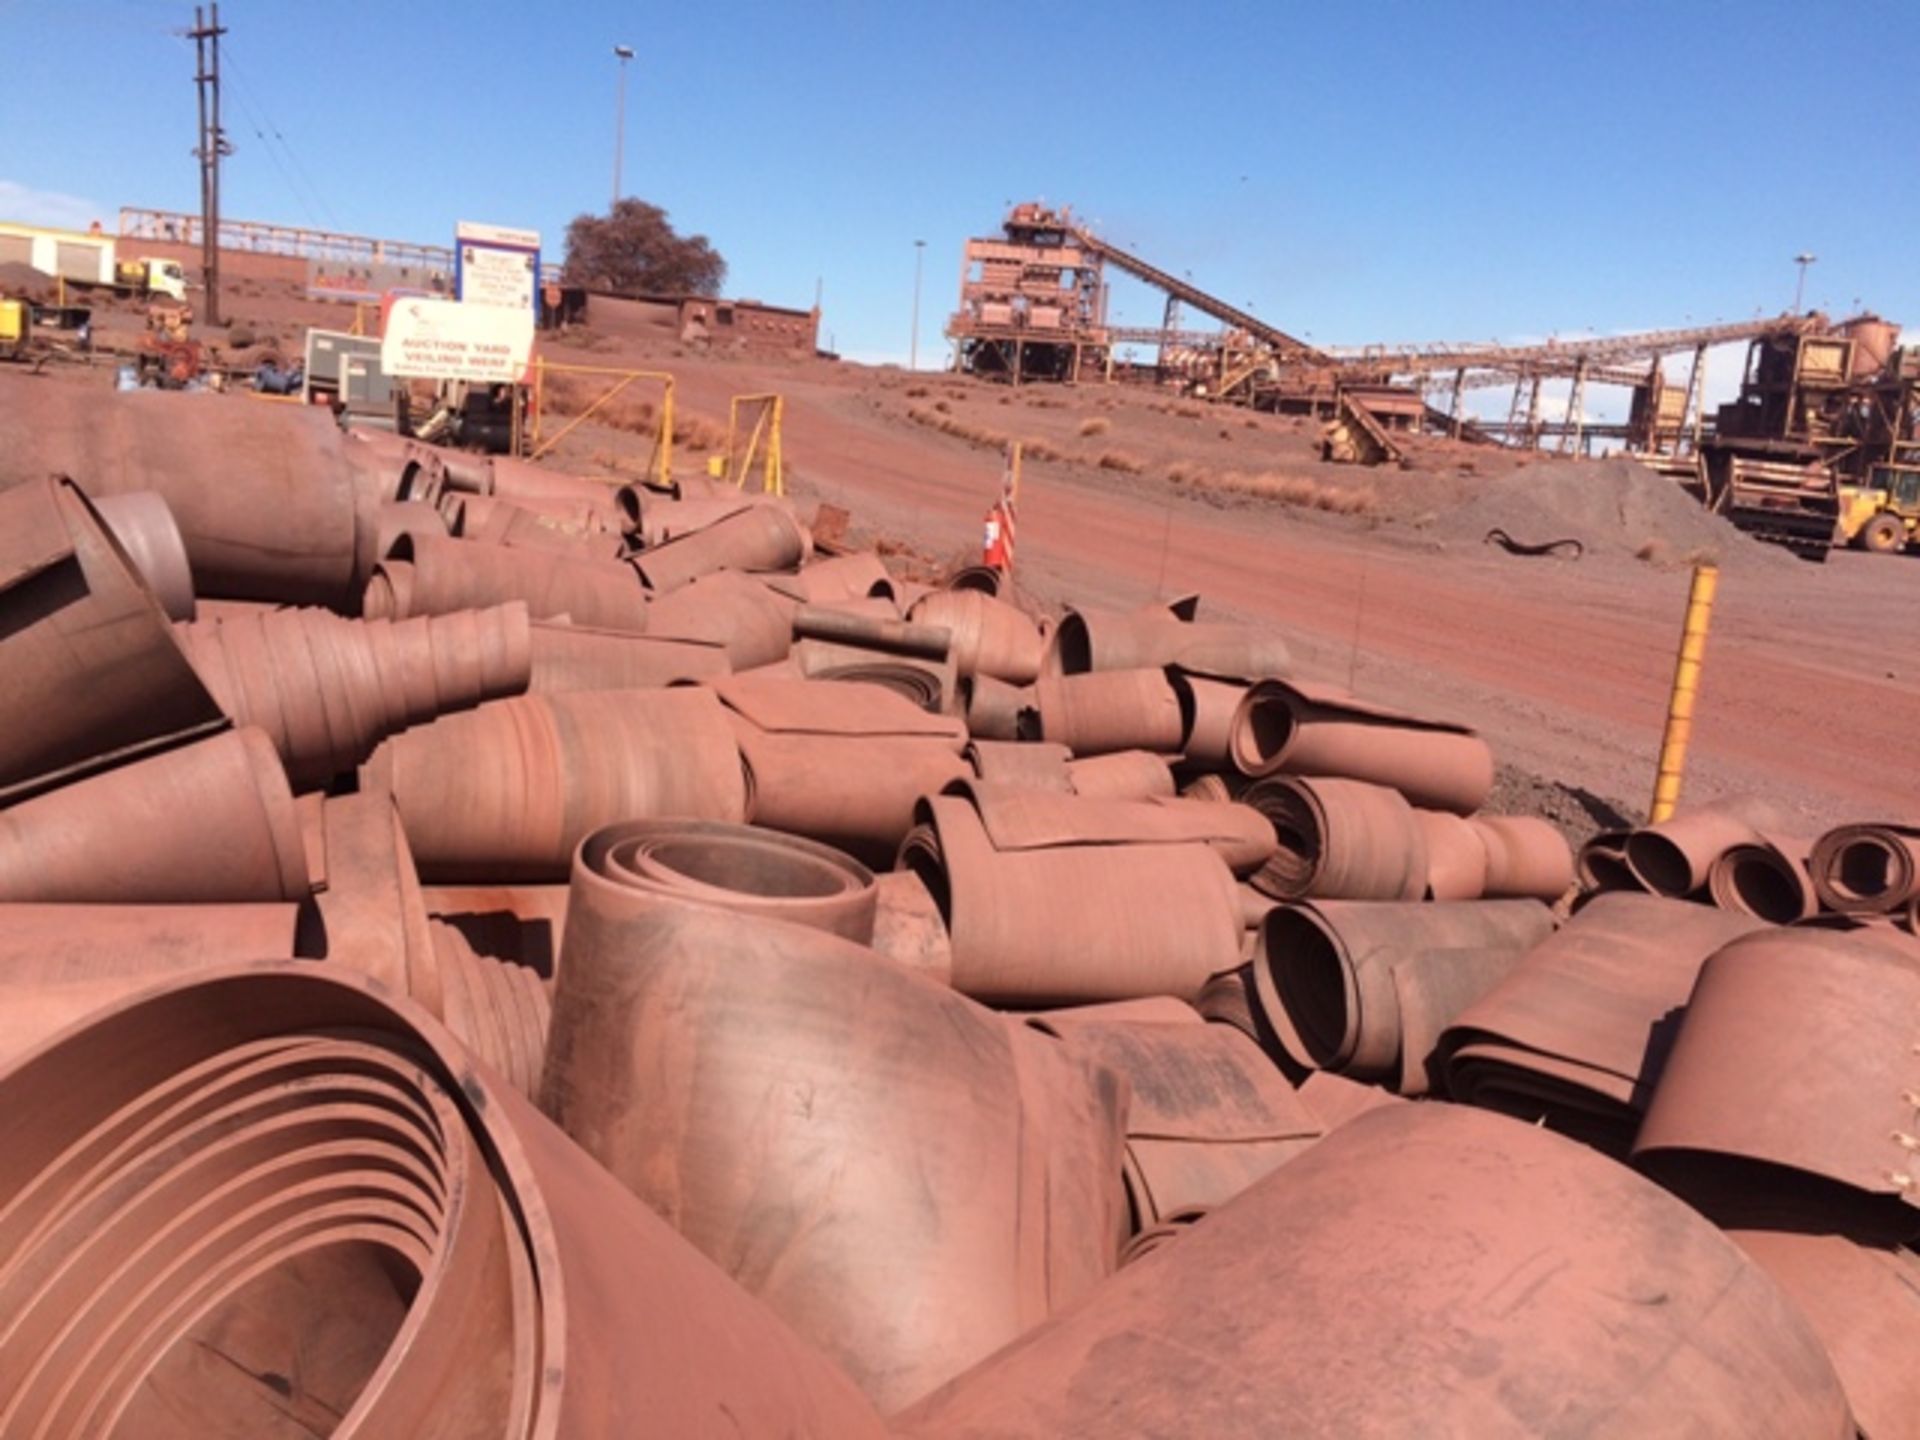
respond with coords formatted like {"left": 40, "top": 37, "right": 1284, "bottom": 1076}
{"left": 0, "top": 262, "right": 55, "bottom": 301}
{"left": 1422, "top": 456, "right": 1798, "bottom": 573}
{"left": 1486, "top": 762, "right": 1636, "bottom": 850}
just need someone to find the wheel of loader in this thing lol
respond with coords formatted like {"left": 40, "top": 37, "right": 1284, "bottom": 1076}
{"left": 1862, "top": 514, "right": 1905, "bottom": 554}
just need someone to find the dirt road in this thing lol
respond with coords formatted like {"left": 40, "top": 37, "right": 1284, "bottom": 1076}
{"left": 753, "top": 372, "right": 1920, "bottom": 829}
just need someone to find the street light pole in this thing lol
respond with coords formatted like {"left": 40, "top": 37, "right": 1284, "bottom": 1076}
{"left": 1792, "top": 252, "right": 1817, "bottom": 312}
{"left": 612, "top": 45, "right": 635, "bottom": 210}
{"left": 910, "top": 239, "right": 926, "bottom": 371}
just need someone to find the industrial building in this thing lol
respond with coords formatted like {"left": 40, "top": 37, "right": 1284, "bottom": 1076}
{"left": 947, "top": 200, "right": 1916, "bottom": 471}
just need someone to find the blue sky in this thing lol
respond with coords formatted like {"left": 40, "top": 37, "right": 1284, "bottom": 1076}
{"left": 4, "top": 0, "right": 1915, "bottom": 400}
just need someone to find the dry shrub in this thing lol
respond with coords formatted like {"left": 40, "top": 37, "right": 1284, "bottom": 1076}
{"left": 1026, "top": 395, "right": 1067, "bottom": 410}
{"left": 1315, "top": 485, "right": 1379, "bottom": 515}
{"left": 543, "top": 375, "right": 722, "bottom": 452}
{"left": 1168, "top": 463, "right": 1377, "bottom": 514}
{"left": 1218, "top": 428, "right": 1232, "bottom": 440}
{"left": 552, "top": 328, "right": 619, "bottom": 354}
{"left": 933, "top": 399, "right": 951, "bottom": 413}
{"left": 904, "top": 385, "right": 930, "bottom": 398}
{"left": 907, "top": 405, "right": 1010, "bottom": 450}
{"left": 1243, "top": 417, "right": 1259, "bottom": 430}
{"left": 586, "top": 448, "right": 650, "bottom": 479}
{"left": 673, "top": 413, "right": 727, "bottom": 453}
{"left": 1078, "top": 416, "right": 1110, "bottom": 438}
{"left": 541, "top": 371, "right": 659, "bottom": 435}
{"left": 1176, "top": 403, "right": 1205, "bottom": 420}
{"left": 997, "top": 395, "right": 1012, "bottom": 405}
{"left": 1097, "top": 450, "right": 1145, "bottom": 474}
{"left": 1021, "top": 437, "right": 1063, "bottom": 462}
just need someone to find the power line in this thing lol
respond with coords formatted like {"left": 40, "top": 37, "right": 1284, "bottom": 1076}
{"left": 171, "top": 24, "right": 338, "bottom": 231}
{"left": 210, "top": 47, "right": 320, "bottom": 226}
{"left": 195, "top": 50, "right": 321, "bottom": 228}
{"left": 221, "top": 43, "right": 340, "bottom": 229}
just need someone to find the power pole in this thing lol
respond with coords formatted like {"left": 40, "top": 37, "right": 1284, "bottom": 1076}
{"left": 910, "top": 239, "right": 926, "bottom": 370}
{"left": 612, "top": 46, "right": 635, "bottom": 211}
{"left": 188, "top": 4, "right": 229, "bottom": 324}
{"left": 1792, "top": 252, "right": 1817, "bottom": 313}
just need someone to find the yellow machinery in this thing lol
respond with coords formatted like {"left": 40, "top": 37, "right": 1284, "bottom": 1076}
{"left": 0, "top": 298, "right": 27, "bottom": 361}
{"left": 1836, "top": 463, "right": 1920, "bottom": 553}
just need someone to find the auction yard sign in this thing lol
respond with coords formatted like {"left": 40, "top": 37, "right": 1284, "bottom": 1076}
{"left": 456, "top": 220, "right": 541, "bottom": 317}
{"left": 380, "top": 296, "right": 534, "bottom": 382}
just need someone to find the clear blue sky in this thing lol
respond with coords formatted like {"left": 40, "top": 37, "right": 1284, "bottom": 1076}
{"left": 3, "top": 0, "right": 1914, "bottom": 388}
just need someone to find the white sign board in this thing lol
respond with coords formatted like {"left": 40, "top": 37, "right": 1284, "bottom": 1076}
{"left": 456, "top": 220, "right": 540, "bottom": 315}
{"left": 380, "top": 297, "right": 534, "bottom": 382}
{"left": 456, "top": 220, "right": 540, "bottom": 250}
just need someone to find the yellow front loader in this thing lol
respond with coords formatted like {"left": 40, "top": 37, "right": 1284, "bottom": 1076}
{"left": 1837, "top": 464, "right": 1920, "bottom": 554}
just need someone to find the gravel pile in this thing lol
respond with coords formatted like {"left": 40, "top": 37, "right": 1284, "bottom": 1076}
{"left": 1431, "top": 456, "right": 1799, "bottom": 572}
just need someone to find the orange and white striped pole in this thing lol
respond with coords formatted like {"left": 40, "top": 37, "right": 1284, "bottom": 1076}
{"left": 983, "top": 441, "right": 1021, "bottom": 572}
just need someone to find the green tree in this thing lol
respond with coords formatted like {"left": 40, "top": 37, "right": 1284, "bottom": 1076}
{"left": 560, "top": 199, "right": 726, "bottom": 295}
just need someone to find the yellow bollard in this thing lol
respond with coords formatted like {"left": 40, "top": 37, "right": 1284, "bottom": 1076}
{"left": 1648, "top": 563, "right": 1719, "bottom": 823}
{"left": 659, "top": 382, "right": 675, "bottom": 487}
{"left": 532, "top": 356, "right": 544, "bottom": 449}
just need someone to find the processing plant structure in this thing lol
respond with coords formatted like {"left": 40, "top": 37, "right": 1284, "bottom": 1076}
{"left": 947, "top": 202, "right": 1917, "bottom": 481}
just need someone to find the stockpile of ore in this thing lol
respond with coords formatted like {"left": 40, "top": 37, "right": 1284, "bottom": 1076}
{"left": 0, "top": 386, "right": 1913, "bottom": 1438}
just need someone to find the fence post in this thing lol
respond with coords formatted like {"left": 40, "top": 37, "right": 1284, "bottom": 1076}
{"left": 532, "top": 356, "right": 544, "bottom": 448}
{"left": 659, "top": 380, "right": 675, "bottom": 487}
{"left": 769, "top": 395, "right": 784, "bottom": 495}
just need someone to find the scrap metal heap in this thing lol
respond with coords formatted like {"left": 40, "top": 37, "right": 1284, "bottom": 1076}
{"left": 0, "top": 377, "right": 1916, "bottom": 1435}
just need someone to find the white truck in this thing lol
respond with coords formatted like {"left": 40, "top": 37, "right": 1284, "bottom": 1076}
{"left": 0, "top": 222, "right": 188, "bottom": 301}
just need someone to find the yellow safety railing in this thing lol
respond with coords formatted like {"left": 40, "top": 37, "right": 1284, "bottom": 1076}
{"left": 722, "top": 392, "right": 785, "bottom": 495}
{"left": 1648, "top": 562, "right": 1719, "bottom": 822}
{"left": 528, "top": 357, "right": 675, "bottom": 486}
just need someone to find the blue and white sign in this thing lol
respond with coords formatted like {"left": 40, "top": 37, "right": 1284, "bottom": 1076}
{"left": 455, "top": 220, "right": 541, "bottom": 320}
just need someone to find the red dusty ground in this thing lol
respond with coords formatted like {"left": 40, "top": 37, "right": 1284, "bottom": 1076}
{"left": 746, "top": 378, "right": 1920, "bottom": 823}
